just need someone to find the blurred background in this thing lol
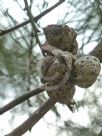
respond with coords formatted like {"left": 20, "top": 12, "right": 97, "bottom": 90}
{"left": 0, "top": 0, "right": 102, "bottom": 135}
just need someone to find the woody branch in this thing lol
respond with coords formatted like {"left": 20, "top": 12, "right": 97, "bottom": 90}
{"left": 0, "top": 0, "right": 65, "bottom": 36}
{"left": 5, "top": 98, "right": 56, "bottom": 136}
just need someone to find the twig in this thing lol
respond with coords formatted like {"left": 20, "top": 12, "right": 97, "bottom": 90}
{"left": 5, "top": 98, "right": 56, "bottom": 136}
{"left": 0, "top": 84, "right": 46, "bottom": 115}
{"left": 5, "top": 10, "right": 30, "bottom": 47}
{"left": 24, "top": 0, "right": 39, "bottom": 33}
{"left": 89, "top": 39, "right": 102, "bottom": 63}
{"left": 24, "top": 0, "right": 45, "bottom": 56}
{"left": 97, "top": 129, "right": 102, "bottom": 136}
{"left": 0, "top": 0, "right": 65, "bottom": 36}
{"left": 15, "top": 0, "right": 24, "bottom": 10}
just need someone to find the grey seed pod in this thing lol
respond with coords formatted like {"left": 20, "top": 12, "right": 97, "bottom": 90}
{"left": 41, "top": 50, "right": 75, "bottom": 87}
{"left": 43, "top": 56, "right": 67, "bottom": 85}
{"left": 40, "top": 55, "right": 55, "bottom": 83}
{"left": 47, "top": 80, "right": 75, "bottom": 106}
{"left": 72, "top": 55, "right": 101, "bottom": 88}
{"left": 43, "top": 25, "right": 78, "bottom": 54}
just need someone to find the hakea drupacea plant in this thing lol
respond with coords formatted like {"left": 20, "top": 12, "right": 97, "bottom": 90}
{"left": 2, "top": 24, "right": 101, "bottom": 136}
{"left": 42, "top": 24, "right": 101, "bottom": 110}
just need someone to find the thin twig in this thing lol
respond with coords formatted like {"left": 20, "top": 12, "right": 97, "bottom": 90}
{"left": 24, "top": 0, "right": 45, "bottom": 55}
{"left": 97, "top": 129, "right": 102, "bottom": 136}
{"left": 5, "top": 98, "right": 56, "bottom": 136}
{"left": 15, "top": 0, "right": 24, "bottom": 10}
{"left": 0, "top": 0, "right": 65, "bottom": 36}
{"left": 0, "top": 85, "right": 46, "bottom": 115}
{"left": 5, "top": 10, "right": 30, "bottom": 47}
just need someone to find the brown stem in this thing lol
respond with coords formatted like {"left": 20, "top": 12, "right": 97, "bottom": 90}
{"left": 24, "top": 0, "right": 45, "bottom": 56}
{"left": 5, "top": 98, "right": 56, "bottom": 136}
{"left": 97, "top": 129, "right": 102, "bottom": 136}
{"left": 0, "top": 85, "right": 46, "bottom": 115}
{"left": 89, "top": 39, "right": 102, "bottom": 63}
{"left": 0, "top": 0, "right": 65, "bottom": 36}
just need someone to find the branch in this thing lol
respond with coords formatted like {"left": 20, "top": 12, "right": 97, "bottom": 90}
{"left": 0, "top": 0, "right": 65, "bottom": 36}
{"left": 24, "top": 0, "right": 45, "bottom": 56}
{"left": 89, "top": 39, "right": 102, "bottom": 63}
{"left": 98, "top": 129, "right": 102, "bottom": 136}
{"left": 5, "top": 98, "right": 56, "bottom": 136}
{"left": 0, "top": 85, "right": 46, "bottom": 115}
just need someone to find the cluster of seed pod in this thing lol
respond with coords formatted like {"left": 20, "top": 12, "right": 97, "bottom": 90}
{"left": 41, "top": 24, "right": 101, "bottom": 111}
